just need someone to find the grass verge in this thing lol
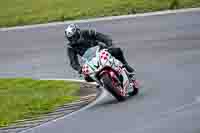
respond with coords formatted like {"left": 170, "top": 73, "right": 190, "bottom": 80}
{"left": 0, "top": 0, "right": 200, "bottom": 28}
{"left": 0, "top": 78, "right": 80, "bottom": 127}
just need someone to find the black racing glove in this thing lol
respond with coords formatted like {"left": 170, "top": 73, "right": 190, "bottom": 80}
{"left": 78, "top": 67, "right": 82, "bottom": 74}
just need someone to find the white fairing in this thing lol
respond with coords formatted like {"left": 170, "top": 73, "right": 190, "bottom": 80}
{"left": 82, "top": 46, "right": 132, "bottom": 95}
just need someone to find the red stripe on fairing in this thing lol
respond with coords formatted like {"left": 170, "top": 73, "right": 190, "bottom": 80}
{"left": 110, "top": 70, "right": 128, "bottom": 96}
{"left": 111, "top": 76, "right": 123, "bottom": 96}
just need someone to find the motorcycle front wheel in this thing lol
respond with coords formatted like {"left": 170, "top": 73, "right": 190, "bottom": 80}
{"left": 101, "top": 73, "right": 126, "bottom": 102}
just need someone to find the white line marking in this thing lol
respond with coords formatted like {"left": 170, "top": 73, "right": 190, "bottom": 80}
{"left": 134, "top": 97, "right": 200, "bottom": 132}
{"left": 19, "top": 78, "right": 106, "bottom": 133}
{"left": 40, "top": 78, "right": 98, "bottom": 84}
{"left": 1, "top": 8, "right": 200, "bottom": 31}
{"left": 159, "top": 100, "right": 200, "bottom": 116}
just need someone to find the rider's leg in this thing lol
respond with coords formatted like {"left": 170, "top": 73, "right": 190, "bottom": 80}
{"left": 108, "top": 47, "right": 135, "bottom": 73}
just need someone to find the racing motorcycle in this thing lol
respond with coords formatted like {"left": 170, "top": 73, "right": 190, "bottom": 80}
{"left": 81, "top": 46, "right": 139, "bottom": 101}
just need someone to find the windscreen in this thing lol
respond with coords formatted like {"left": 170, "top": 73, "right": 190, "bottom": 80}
{"left": 82, "top": 46, "right": 100, "bottom": 64}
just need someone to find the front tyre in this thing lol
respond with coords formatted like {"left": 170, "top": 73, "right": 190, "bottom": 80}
{"left": 101, "top": 73, "right": 126, "bottom": 102}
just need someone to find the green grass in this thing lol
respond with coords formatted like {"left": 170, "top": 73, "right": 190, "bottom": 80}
{"left": 0, "top": 78, "right": 80, "bottom": 127}
{"left": 0, "top": 0, "right": 200, "bottom": 28}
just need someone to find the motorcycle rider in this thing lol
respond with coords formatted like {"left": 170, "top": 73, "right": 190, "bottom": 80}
{"left": 64, "top": 23, "right": 135, "bottom": 82}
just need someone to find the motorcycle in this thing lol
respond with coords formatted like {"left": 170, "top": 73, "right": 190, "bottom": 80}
{"left": 81, "top": 46, "right": 139, "bottom": 101}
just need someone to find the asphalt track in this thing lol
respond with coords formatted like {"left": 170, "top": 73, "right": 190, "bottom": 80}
{"left": 1, "top": 10, "right": 200, "bottom": 133}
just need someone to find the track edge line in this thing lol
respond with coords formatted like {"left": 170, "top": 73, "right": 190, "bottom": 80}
{"left": 1, "top": 7, "right": 200, "bottom": 31}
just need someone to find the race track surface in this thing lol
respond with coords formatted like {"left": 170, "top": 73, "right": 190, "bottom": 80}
{"left": 1, "top": 10, "right": 200, "bottom": 133}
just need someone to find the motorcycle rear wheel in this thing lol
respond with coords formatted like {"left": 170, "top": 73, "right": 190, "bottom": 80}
{"left": 128, "top": 86, "right": 138, "bottom": 96}
{"left": 128, "top": 80, "right": 139, "bottom": 96}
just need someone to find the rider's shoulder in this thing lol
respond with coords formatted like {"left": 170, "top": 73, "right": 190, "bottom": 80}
{"left": 82, "top": 29, "right": 96, "bottom": 36}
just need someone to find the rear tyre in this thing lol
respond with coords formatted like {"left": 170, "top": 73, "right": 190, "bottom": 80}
{"left": 129, "top": 87, "right": 138, "bottom": 96}
{"left": 101, "top": 73, "right": 125, "bottom": 102}
{"left": 128, "top": 80, "right": 139, "bottom": 96}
